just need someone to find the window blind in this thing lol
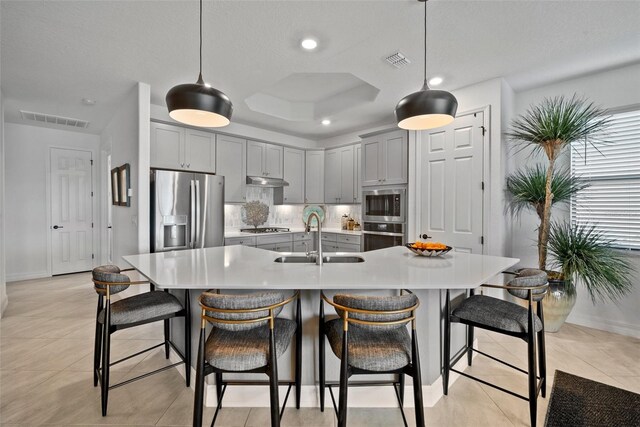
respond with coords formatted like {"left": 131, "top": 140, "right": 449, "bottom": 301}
{"left": 571, "top": 108, "right": 640, "bottom": 250}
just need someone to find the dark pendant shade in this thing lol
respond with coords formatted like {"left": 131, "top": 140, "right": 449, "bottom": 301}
{"left": 395, "top": 87, "right": 458, "bottom": 130}
{"left": 166, "top": 81, "right": 233, "bottom": 128}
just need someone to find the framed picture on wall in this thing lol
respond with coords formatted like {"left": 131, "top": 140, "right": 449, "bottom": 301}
{"left": 110, "top": 167, "right": 119, "bottom": 205}
{"left": 117, "top": 163, "right": 131, "bottom": 207}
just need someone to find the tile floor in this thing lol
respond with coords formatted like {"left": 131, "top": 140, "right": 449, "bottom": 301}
{"left": 1, "top": 273, "right": 638, "bottom": 426}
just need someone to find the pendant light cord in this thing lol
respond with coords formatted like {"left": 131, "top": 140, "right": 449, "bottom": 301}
{"left": 197, "top": 0, "right": 204, "bottom": 84}
{"left": 422, "top": 0, "right": 429, "bottom": 89}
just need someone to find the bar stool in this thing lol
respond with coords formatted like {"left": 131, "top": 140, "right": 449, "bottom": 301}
{"left": 319, "top": 291, "right": 424, "bottom": 427}
{"left": 193, "top": 290, "right": 302, "bottom": 427}
{"left": 92, "top": 265, "right": 191, "bottom": 416}
{"left": 442, "top": 269, "right": 549, "bottom": 427}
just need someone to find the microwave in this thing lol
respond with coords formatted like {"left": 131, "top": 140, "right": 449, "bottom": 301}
{"left": 362, "top": 187, "right": 406, "bottom": 223}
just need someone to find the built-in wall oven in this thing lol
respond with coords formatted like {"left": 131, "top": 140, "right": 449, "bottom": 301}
{"left": 362, "top": 187, "right": 406, "bottom": 251}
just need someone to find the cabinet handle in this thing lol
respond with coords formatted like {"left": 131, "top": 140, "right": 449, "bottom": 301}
{"left": 187, "top": 163, "right": 191, "bottom": 168}
{"left": 181, "top": 163, "right": 184, "bottom": 167}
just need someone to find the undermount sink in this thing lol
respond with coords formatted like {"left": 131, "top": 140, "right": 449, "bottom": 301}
{"left": 274, "top": 255, "right": 365, "bottom": 264}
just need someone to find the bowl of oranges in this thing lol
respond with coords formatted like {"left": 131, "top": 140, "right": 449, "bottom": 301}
{"left": 406, "top": 241, "right": 452, "bottom": 257}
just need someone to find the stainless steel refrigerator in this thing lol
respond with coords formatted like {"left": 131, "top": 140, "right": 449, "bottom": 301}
{"left": 150, "top": 169, "right": 224, "bottom": 252}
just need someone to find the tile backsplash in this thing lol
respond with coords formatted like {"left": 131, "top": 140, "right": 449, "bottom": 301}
{"left": 224, "top": 187, "right": 361, "bottom": 230}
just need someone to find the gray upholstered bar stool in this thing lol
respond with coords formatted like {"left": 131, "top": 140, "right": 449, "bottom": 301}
{"left": 193, "top": 290, "right": 301, "bottom": 427}
{"left": 319, "top": 290, "right": 424, "bottom": 427}
{"left": 92, "top": 265, "right": 191, "bottom": 416}
{"left": 442, "top": 269, "right": 549, "bottom": 427}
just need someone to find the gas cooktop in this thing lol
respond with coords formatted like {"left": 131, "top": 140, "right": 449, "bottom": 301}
{"left": 240, "top": 227, "right": 291, "bottom": 234}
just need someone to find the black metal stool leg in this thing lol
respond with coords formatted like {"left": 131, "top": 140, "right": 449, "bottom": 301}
{"left": 215, "top": 373, "right": 223, "bottom": 409}
{"left": 467, "top": 325, "right": 474, "bottom": 366}
{"left": 185, "top": 289, "right": 192, "bottom": 388}
{"left": 398, "top": 373, "right": 405, "bottom": 406}
{"left": 268, "top": 328, "right": 281, "bottom": 427}
{"left": 537, "top": 301, "right": 546, "bottom": 398}
{"left": 412, "top": 328, "right": 425, "bottom": 427}
{"left": 443, "top": 290, "right": 451, "bottom": 395}
{"left": 93, "top": 295, "right": 104, "bottom": 387}
{"left": 338, "top": 329, "right": 349, "bottom": 427}
{"left": 319, "top": 298, "right": 326, "bottom": 412}
{"left": 193, "top": 324, "right": 206, "bottom": 427}
{"left": 527, "top": 299, "right": 538, "bottom": 427}
{"left": 164, "top": 290, "right": 171, "bottom": 359}
{"left": 295, "top": 295, "right": 302, "bottom": 409}
{"left": 101, "top": 306, "right": 111, "bottom": 416}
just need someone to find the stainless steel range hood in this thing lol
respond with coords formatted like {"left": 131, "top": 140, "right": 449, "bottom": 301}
{"left": 246, "top": 176, "right": 290, "bottom": 188}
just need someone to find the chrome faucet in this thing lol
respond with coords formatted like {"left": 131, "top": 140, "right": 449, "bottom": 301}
{"left": 305, "top": 212, "right": 323, "bottom": 266}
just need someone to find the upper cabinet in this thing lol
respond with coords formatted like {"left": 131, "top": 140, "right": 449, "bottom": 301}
{"left": 325, "top": 144, "right": 356, "bottom": 204}
{"left": 216, "top": 134, "right": 246, "bottom": 203}
{"left": 361, "top": 129, "right": 408, "bottom": 186}
{"left": 283, "top": 148, "right": 305, "bottom": 204}
{"left": 150, "top": 122, "right": 215, "bottom": 173}
{"left": 246, "top": 141, "right": 283, "bottom": 179}
{"left": 305, "top": 150, "right": 324, "bottom": 204}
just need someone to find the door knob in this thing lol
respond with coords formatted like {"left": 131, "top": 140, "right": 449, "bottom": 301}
{"left": 53, "top": 225, "right": 63, "bottom": 229}
{"left": 420, "top": 234, "right": 431, "bottom": 239}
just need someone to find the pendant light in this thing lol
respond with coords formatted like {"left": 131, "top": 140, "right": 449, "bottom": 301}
{"left": 395, "top": 0, "right": 457, "bottom": 130}
{"left": 166, "top": 0, "right": 232, "bottom": 127}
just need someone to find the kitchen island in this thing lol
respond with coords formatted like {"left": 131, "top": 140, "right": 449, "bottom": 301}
{"left": 123, "top": 245, "right": 518, "bottom": 407}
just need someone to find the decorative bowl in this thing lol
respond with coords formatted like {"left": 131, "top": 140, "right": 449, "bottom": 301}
{"left": 302, "top": 205, "right": 325, "bottom": 227}
{"left": 405, "top": 243, "right": 452, "bottom": 257}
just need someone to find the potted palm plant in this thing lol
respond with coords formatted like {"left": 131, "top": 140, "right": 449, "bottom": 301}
{"left": 505, "top": 95, "right": 634, "bottom": 331}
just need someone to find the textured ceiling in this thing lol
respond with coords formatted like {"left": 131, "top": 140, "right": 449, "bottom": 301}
{"left": 2, "top": 0, "right": 639, "bottom": 138}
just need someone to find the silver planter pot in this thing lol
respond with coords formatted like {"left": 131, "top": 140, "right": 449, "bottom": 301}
{"left": 542, "top": 277, "right": 577, "bottom": 333}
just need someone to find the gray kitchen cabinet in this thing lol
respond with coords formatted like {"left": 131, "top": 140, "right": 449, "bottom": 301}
{"left": 305, "top": 150, "right": 324, "bottom": 204}
{"left": 151, "top": 122, "right": 183, "bottom": 170}
{"left": 247, "top": 140, "right": 283, "bottom": 179}
{"left": 293, "top": 241, "right": 311, "bottom": 252}
{"left": 324, "top": 145, "right": 355, "bottom": 204}
{"left": 224, "top": 236, "right": 257, "bottom": 247}
{"left": 185, "top": 128, "right": 215, "bottom": 173}
{"left": 293, "top": 231, "right": 314, "bottom": 253}
{"left": 361, "top": 129, "right": 408, "bottom": 186}
{"left": 283, "top": 148, "right": 305, "bottom": 204}
{"left": 336, "top": 242, "right": 361, "bottom": 252}
{"left": 216, "top": 134, "right": 246, "bottom": 203}
{"left": 150, "top": 122, "right": 215, "bottom": 173}
{"left": 257, "top": 242, "right": 294, "bottom": 252}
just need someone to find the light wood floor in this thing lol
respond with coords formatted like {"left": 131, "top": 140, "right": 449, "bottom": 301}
{"left": 1, "top": 272, "right": 638, "bottom": 426}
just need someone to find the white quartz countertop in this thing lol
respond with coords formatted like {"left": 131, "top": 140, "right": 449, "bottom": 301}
{"left": 123, "top": 246, "right": 518, "bottom": 290}
{"left": 224, "top": 227, "right": 362, "bottom": 238}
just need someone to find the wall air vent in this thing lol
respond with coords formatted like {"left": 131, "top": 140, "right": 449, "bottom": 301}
{"left": 385, "top": 52, "right": 411, "bottom": 69}
{"left": 19, "top": 110, "right": 90, "bottom": 129}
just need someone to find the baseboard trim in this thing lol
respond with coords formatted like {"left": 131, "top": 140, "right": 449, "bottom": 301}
{"left": 567, "top": 317, "right": 640, "bottom": 339}
{"left": 1, "top": 294, "right": 8, "bottom": 317}
{"left": 169, "top": 340, "right": 477, "bottom": 409}
{"left": 6, "top": 271, "right": 49, "bottom": 282}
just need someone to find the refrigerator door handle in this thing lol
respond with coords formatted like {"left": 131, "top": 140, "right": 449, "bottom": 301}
{"left": 190, "top": 180, "right": 196, "bottom": 248}
{"left": 195, "top": 179, "right": 201, "bottom": 248}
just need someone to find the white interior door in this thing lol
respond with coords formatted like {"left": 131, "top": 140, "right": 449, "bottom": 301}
{"left": 106, "top": 154, "right": 113, "bottom": 264}
{"left": 420, "top": 112, "right": 485, "bottom": 253}
{"left": 50, "top": 148, "right": 94, "bottom": 274}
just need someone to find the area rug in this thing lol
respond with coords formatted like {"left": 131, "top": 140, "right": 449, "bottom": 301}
{"left": 544, "top": 370, "right": 640, "bottom": 427}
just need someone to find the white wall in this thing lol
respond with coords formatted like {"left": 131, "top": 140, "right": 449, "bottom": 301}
{"left": 150, "top": 104, "right": 318, "bottom": 150}
{"left": 101, "top": 84, "right": 148, "bottom": 268}
{"left": 4, "top": 123, "right": 100, "bottom": 281}
{"left": 0, "top": 89, "right": 8, "bottom": 314}
{"left": 510, "top": 62, "right": 640, "bottom": 337}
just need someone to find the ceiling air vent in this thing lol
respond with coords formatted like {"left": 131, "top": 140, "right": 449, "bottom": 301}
{"left": 385, "top": 52, "right": 411, "bottom": 69}
{"left": 20, "top": 110, "right": 90, "bottom": 129}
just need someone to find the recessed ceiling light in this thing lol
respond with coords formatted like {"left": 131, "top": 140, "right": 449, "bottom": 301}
{"left": 301, "top": 38, "right": 318, "bottom": 50}
{"left": 321, "top": 119, "right": 331, "bottom": 126}
{"left": 428, "top": 76, "right": 444, "bottom": 86}
{"left": 82, "top": 98, "right": 96, "bottom": 106}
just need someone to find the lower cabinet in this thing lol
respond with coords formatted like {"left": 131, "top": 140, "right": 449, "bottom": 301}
{"left": 321, "top": 232, "right": 361, "bottom": 252}
{"left": 257, "top": 242, "right": 294, "bottom": 252}
{"left": 224, "top": 236, "right": 257, "bottom": 247}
